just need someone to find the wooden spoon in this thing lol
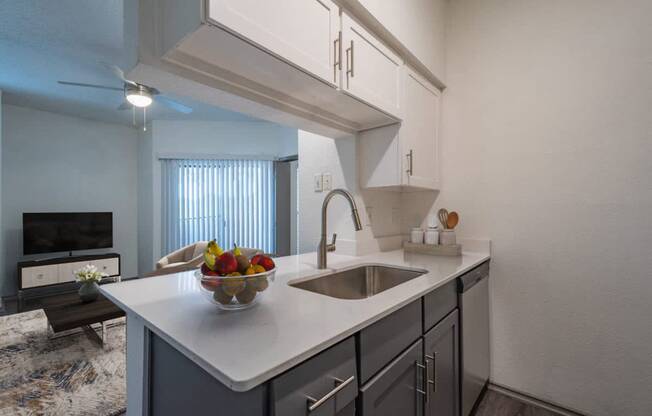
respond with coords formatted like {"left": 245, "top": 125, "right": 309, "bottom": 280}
{"left": 447, "top": 211, "right": 459, "bottom": 229}
{"left": 438, "top": 208, "right": 449, "bottom": 229}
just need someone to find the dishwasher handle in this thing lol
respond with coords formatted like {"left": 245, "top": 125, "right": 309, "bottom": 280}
{"left": 458, "top": 261, "right": 489, "bottom": 293}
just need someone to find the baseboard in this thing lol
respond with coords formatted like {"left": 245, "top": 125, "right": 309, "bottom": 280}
{"left": 488, "top": 383, "right": 590, "bottom": 416}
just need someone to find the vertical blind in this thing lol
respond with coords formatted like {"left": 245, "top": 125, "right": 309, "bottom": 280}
{"left": 161, "top": 159, "right": 275, "bottom": 255}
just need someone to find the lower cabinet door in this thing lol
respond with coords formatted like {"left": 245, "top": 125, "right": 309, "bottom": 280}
{"left": 359, "top": 339, "right": 424, "bottom": 416}
{"left": 424, "top": 309, "right": 460, "bottom": 416}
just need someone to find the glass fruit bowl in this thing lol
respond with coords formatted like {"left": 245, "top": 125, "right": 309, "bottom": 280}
{"left": 195, "top": 268, "right": 275, "bottom": 310}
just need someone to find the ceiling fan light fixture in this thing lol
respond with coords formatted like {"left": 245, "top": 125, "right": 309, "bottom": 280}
{"left": 125, "top": 85, "right": 153, "bottom": 108}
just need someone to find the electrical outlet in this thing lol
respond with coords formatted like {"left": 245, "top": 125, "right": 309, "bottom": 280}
{"left": 322, "top": 173, "right": 332, "bottom": 191}
{"left": 313, "top": 174, "right": 323, "bottom": 192}
{"left": 365, "top": 207, "right": 374, "bottom": 226}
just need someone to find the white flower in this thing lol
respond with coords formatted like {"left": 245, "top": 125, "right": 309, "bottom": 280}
{"left": 74, "top": 264, "right": 108, "bottom": 283}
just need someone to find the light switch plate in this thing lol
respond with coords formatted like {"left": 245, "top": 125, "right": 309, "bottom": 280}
{"left": 314, "top": 174, "right": 323, "bottom": 192}
{"left": 322, "top": 173, "right": 332, "bottom": 191}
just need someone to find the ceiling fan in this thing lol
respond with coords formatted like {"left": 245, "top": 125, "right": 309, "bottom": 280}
{"left": 58, "top": 62, "right": 193, "bottom": 129}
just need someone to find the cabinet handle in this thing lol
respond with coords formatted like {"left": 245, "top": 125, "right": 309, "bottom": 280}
{"left": 346, "top": 40, "right": 354, "bottom": 85}
{"left": 406, "top": 149, "right": 414, "bottom": 176}
{"left": 415, "top": 361, "right": 427, "bottom": 403}
{"left": 432, "top": 352, "right": 438, "bottom": 393}
{"left": 333, "top": 31, "right": 342, "bottom": 83}
{"left": 306, "top": 375, "right": 354, "bottom": 413}
{"left": 425, "top": 354, "right": 436, "bottom": 394}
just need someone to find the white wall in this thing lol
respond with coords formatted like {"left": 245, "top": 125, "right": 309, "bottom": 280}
{"left": 1, "top": 105, "right": 139, "bottom": 296}
{"left": 440, "top": 1, "right": 652, "bottom": 415}
{"left": 138, "top": 120, "right": 298, "bottom": 273}
{"left": 137, "top": 125, "right": 154, "bottom": 277}
{"left": 297, "top": 130, "right": 403, "bottom": 258}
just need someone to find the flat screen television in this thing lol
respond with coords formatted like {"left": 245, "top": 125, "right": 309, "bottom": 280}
{"left": 23, "top": 212, "right": 113, "bottom": 255}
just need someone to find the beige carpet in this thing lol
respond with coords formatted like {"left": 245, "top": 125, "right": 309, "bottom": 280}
{"left": 0, "top": 310, "right": 126, "bottom": 416}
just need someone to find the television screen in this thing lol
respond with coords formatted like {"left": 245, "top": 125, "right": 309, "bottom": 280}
{"left": 23, "top": 212, "right": 113, "bottom": 255}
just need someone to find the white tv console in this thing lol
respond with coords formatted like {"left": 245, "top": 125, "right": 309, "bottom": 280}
{"left": 17, "top": 253, "right": 121, "bottom": 311}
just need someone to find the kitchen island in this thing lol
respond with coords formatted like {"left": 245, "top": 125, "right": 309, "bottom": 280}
{"left": 101, "top": 248, "right": 490, "bottom": 416}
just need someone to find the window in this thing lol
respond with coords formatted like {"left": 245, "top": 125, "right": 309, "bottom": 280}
{"left": 161, "top": 159, "right": 275, "bottom": 255}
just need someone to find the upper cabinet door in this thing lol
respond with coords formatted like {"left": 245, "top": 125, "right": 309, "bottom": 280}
{"left": 341, "top": 13, "right": 403, "bottom": 119}
{"left": 402, "top": 67, "right": 441, "bottom": 190}
{"left": 206, "top": 0, "right": 341, "bottom": 86}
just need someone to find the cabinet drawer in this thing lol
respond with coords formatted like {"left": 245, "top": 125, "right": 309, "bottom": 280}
{"left": 359, "top": 339, "right": 423, "bottom": 416}
{"left": 358, "top": 299, "right": 421, "bottom": 384}
{"left": 423, "top": 280, "right": 457, "bottom": 332}
{"left": 92, "top": 258, "right": 119, "bottom": 276}
{"left": 22, "top": 265, "right": 59, "bottom": 288}
{"left": 271, "top": 337, "right": 357, "bottom": 416}
{"left": 57, "top": 261, "right": 86, "bottom": 283}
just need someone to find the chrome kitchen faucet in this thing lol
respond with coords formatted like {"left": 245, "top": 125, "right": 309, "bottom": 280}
{"left": 318, "top": 189, "right": 363, "bottom": 269}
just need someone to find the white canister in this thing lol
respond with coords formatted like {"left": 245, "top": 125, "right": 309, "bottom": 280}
{"left": 440, "top": 229, "right": 457, "bottom": 246}
{"left": 424, "top": 228, "right": 439, "bottom": 245}
{"left": 410, "top": 227, "right": 424, "bottom": 244}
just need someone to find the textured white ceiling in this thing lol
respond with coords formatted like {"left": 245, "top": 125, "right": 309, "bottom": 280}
{"left": 0, "top": 0, "right": 256, "bottom": 125}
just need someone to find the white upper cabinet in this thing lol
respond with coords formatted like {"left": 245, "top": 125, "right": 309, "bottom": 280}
{"left": 207, "top": 0, "right": 341, "bottom": 86}
{"left": 350, "top": 0, "right": 447, "bottom": 83}
{"left": 359, "top": 67, "right": 441, "bottom": 191}
{"left": 144, "top": 0, "right": 402, "bottom": 134}
{"left": 401, "top": 67, "right": 441, "bottom": 189}
{"left": 341, "top": 13, "right": 403, "bottom": 119}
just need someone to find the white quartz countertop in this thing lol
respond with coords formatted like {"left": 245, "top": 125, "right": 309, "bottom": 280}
{"left": 101, "top": 249, "right": 490, "bottom": 392}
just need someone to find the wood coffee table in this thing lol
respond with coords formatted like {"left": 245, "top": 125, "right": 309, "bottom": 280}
{"left": 42, "top": 292, "right": 125, "bottom": 346}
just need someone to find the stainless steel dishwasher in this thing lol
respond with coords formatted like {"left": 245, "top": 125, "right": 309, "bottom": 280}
{"left": 458, "top": 261, "right": 490, "bottom": 416}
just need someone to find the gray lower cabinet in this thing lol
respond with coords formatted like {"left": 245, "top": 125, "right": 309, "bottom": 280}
{"left": 270, "top": 336, "right": 358, "bottom": 416}
{"left": 423, "top": 309, "right": 460, "bottom": 416}
{"left": 359, "top": 339, "right": 424, "bottom": 416}
{"left": 149, "top": 333, "right": 267, "bottom": 416}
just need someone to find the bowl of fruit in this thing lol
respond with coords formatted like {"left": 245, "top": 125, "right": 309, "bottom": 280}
{"left": 195, "top": 240, "right": 276, "bottom": 310}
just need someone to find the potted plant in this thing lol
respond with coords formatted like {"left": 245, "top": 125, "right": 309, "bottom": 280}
{"left": 74, "top": 264, "right": 107, "bottom": 302}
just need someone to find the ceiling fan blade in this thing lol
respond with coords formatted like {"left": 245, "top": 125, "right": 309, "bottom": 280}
{"left": 117, "top": 102, "right": 133, "bottom": 111}
{"left": 58, "top": 81, "right": 123, "bottom": 91}
{"left": 157, "top": 95, "right": 193, "bottom": 114}
{"left": 99, "top": 61, "right": 137, "bottom": 86}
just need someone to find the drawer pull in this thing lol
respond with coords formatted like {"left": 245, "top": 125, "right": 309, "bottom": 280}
{"left": 415, "top": 361, "right": 428, "bottom": 403}
{"left": 431, "top": 352, "right": 438, "bottom": 393}
{"left": 306, "top": 375, "right": 354, "bottom": 412}
{"left": 37, "top": 274, "right": 44, "bottom": 278}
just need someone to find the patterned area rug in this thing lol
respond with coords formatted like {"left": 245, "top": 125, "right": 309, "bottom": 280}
{"left": 0, "top": 310, "right": 126, "bottom": 415}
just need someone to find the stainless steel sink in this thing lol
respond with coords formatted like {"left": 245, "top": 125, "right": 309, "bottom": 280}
{"left": 289, "top": 265, "right": 427, "bottom": 299}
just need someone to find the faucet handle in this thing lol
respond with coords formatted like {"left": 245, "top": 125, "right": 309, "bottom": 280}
{"left": 327, "top": 233, "right": 337, "bottom": 252}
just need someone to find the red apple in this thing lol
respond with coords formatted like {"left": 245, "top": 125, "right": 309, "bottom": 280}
{"left": 215, "top": 252, "right": 238, "bottom": 276}
{"left": 250, "top": 254, "right": 263, "bottom": 266}
{"left": 258, "top": 255, "right": 275, "bottom": 271}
